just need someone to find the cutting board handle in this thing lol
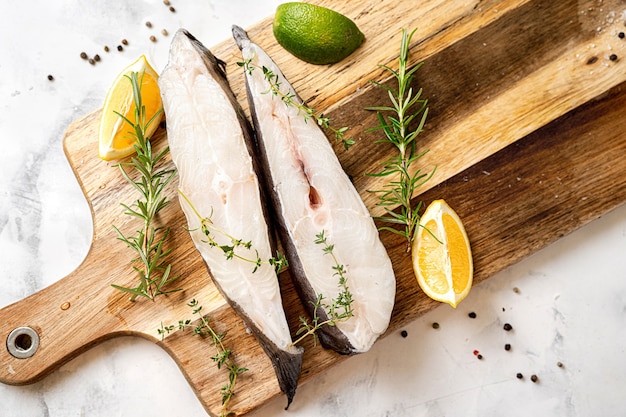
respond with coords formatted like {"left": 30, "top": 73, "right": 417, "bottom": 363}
{"left": 0, "top": 244, "right": 135, "bottom": 385}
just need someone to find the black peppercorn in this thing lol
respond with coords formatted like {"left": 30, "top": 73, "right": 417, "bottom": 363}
{"left": 468, "top": 312, "right": 477, "bottom": 319}
{"left": 619, "top": 32, "right": 625, "bottom": 39}
{"left": 400, "top": 330, "right": 408, "bottom": 338}
{"left": 477, "top": 354, "right": 483, "bottom": 360}
{"left": 587, "top": 56, "right": 599, "bottom": 65}
{"left": 531, "top": 374, "right": 538, "bottom": 383}
{"left": 121, "top": 39, "right": 128, "bottom": 45}
{"left": 504, "top": 343, "right": 511, "bottom": 351}
{"left": 516, "top": 373, "right": 523, "bottom": 379}
{"left": 146, "top": 21, "right": 153, "bottom": 28}
{"left": 610, "top": 54, "right": 618, "bottom": 61}
{"left": 104, "top": 45, "right": 110, "bottom": 52}
{"left": 117, "top": 45, "right": 123, "bottom": 51}
{"left": 503, "top": 323, "right": 513, "bottom": 331}
{"left": 94, "top": 54, "right": 100, "bottom": 62}
{"left": 169, "top": 6, "right": 176, "bottom": 12}
{"left": 47, "top": 74, "right": 54, "bottom": 81}
{"left": 432, "top": 322, "right": 440, "bottom": 329}
{"left": 80, "top": 52, "right": 88, "bottom": 59}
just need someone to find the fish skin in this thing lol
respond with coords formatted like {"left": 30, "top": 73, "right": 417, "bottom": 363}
{"left": 232, "top": 25, "right": 396, "bottom": 355}
{"left": 159, "top": 29, "right": 302, "bottom": 407}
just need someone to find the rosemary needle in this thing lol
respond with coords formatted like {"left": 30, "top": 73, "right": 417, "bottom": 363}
{"left": 111, "top": 71, "right": 180, "bottom": 301}
{"left": 366, "top": 28, "right": 435, "bottom": 251}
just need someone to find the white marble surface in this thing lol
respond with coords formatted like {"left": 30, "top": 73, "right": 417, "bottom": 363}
{"left": 1, "top": 1, "right": 626, "bottom": 416}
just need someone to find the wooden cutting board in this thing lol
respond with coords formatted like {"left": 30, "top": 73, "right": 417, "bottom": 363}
{"left": 2, "top": 0, "right": 626, "bottom": 416}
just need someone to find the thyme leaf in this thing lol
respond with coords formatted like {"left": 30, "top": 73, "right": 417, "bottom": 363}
{"left": 290, "top": 230, "right": 354, "bottom": 347}
{"left": 237, "top": 58, "right": 354, "bottom": 150}
{"left": 158, "top": 299, "right": 247, "bottom": 417}
{"left": 178, "top": 190, "right": 288, "bottom": 274}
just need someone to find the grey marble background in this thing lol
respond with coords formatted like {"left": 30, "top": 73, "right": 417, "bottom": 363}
{"left": 1, "top": 1, "right": 626, "bottom": 416}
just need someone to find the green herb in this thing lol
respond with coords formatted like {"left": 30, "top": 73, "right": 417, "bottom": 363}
{"left": 237, "top": 58, "right": 354, "bottom": 150}
{"left": 366, "top": 28, "right": 435, "bottom": 252}
{"left": 178, "top": 190, "right": 288, "bottom": 274}
{"left": 111, "top": 71, "right": 180, "bottom": 300}
{"left": 290, "top": 230, "right": 354, "bottom": 347}
{"left": 158, "top": 299, "right": 247, "bottom": 417}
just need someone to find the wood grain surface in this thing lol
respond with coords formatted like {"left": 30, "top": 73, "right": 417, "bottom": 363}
{"left": 2, "top": 0, "right": 626, "bottom": 416}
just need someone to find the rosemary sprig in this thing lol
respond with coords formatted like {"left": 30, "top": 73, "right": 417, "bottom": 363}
{"left": 178, "top": 190, "right": 288, "bottom": 274}
{"left": 237, "top": 58, "right": 354, "bottom": 150}
{"left": 111, "top": 71, "right": 180, "bottom": 300}
{"left": 290, "top": 230, "right": 354, "bottom": 347}
{"left": 158, "top": 299, "right": 247, "bottom": 417}
{"left": 366, "top": 28, "right": 435, "bottom": 252}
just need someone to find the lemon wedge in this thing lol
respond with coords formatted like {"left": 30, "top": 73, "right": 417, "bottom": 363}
{"left": 412, "top": 199, "right": 473, "bottom": 308}
{"left": 98, "top": 55, "right": 162, "bottom": 161}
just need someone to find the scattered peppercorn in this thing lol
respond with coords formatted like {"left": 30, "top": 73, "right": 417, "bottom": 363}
{"left": 117, "top": 45, "right": 123, "bottom": 51}
{"left": 80, "top": 52, "right": 88, "bottom": 60}
{"left": 88, "top": 58, "right": 95, "bottom": 65}
{"left": 146, "top": 21, "right": 153, "bottom": 28}
{"left": 161, "top": 28, "right": 169, "bottom": 36}
{"left": 503, "top": 323, "right": 513, "bottom": 331}
{"left": 163, "top": 0, "right": 170, "bottom": 4}
{"left": 516, "top": 373, "right": 523, "bottom": 379}
{"left": 610, "top": 54, "right": 618, "bottom": 61}
{"left": 169, "top": 6, "right": 176, "bottom": 12}
{"left": 150, "top": 35, "right": 157, "bottom": 42}
{"left": 121, "top": 39, "right": 129, "bottom": 46}
{"left": 400, "top": 330, "right": 408, "bottom": 338}
{"left": 47, "top": 74, "right": 54, "bottom": 81}
{"left": 477, "top": 354, "right": 483, "bottom": 360}
{"left": 619, "top": 32, "right": 625, "bottom": 39}
{"left": 468, "top": 312, "right": 477, "bottom": 319}
{"left": 504, "top": 343, "right": 511, "bottom": 351}
{"left": 530, "top": 374, "right": 538, "bottom": 383}
{"left": 587, "top": 56, "right": 598, "bottom": 65}
{"left": 104, "top": 45, "right": 110, "bottom": 52}
{"left": 513, "top": 287, "right": 520, "bottom": 294}
{"left": 432, "top": 322, "right": 440, "bottom": 329}
{"left": 94, "top": 54, "right": 101, "bottom": 62}
{"left": 557, "top": 361, "right": 564, "bottom": 368}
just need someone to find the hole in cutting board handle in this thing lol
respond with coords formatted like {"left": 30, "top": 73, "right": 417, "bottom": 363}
{"left": 6, "top": 326, "right": 40, "bottom": 359}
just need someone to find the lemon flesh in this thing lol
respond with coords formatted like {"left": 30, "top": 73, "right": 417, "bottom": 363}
{"left": 273, "top": 3, "right": 365, "bottom": 65}
{"left": 98, "top": 55, "right": 162, "bottom": 161}
{"left": 412, "top": 199, "right": 473, "bottom": 308}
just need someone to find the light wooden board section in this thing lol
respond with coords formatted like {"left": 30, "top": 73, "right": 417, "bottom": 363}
{"left": 2, "top": 0, "right": 626, "bottom": 416}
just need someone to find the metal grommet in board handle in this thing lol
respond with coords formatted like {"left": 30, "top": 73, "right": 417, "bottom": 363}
{"left": 6, "top": 326, "right": 40, "bottom": 359}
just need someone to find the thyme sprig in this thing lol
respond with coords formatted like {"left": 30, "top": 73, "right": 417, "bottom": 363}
{"left": 111, "top": 71, "right": 180, "bottom": 300}
{"left": 237, "top": 58, "right": 354, "bottom": 150}
{"left": 178, "top": 190, "right": 288, "bottom": 274}
{"left": 366, "top": 28, "right": 435, "bottom": 252}
{"left": 290, "top": 230, "right": 354, "bottom": 347}
{"left": 158, "top": 299, "right": 247, "bottom": 417}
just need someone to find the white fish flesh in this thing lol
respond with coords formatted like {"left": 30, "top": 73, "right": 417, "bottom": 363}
{"left": 159, "top": 29, "right": 302, "bottom": 406}
{"left": 232, "top": 26, "right": 396, "bottom": 354}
